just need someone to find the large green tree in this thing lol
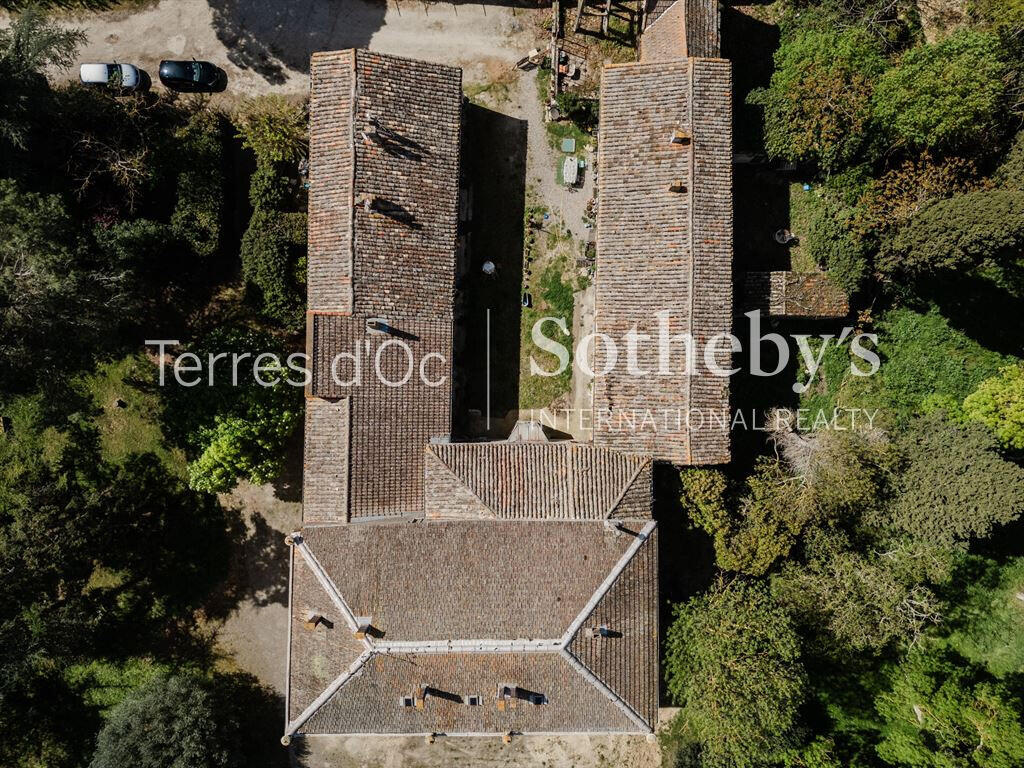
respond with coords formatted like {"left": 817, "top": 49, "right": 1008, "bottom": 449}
{"left": 873, "top": 31, "right": 1009, "bottom": 151}
{"left": 875, "top": 648, "right": 1024, "bottom": 767}
{"left": 885, "top": 412, "right": 1024, "bottom": 547}
{"left": 878, "top": 190, "right": 1024, "bottom": 278}
{"left": 751, "top": 27, "right": 886, "bottom": 172}
{"left": 0, "top": 6, "right": 84, "bottom": 153}
{"left": 664, "top": 578, "right": 807, "bottom": 768}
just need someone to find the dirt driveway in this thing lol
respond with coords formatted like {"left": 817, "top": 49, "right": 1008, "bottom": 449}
{"left": 32, "top": 0, "right": 541, "bottom": 100}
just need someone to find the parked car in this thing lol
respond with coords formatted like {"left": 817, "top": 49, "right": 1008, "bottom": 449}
{"left": 79, "top": 62, "right": 141, "bottom": 91}
{"left": 158, "top": 59, "right": 226, "bottom": 92}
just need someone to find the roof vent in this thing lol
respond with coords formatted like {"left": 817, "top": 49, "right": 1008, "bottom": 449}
{"left": 670, "top": 128, "right": 691, "bottom": 145}
{"left": 303, "top": 612, "right": 329, "bottom": 631}
{"left": 588, "top": 624, "right": 615, "bottom": 638}
{"left": 354, "top": 617, "right": 375, "bottom": 639}
{"left": 366, "top": 317, "right": 391, "bottom": 335}
{"left": 669, "top": 180, "right": 688, "bottom": 193}
{"left": 466, "top": 694, "right": 481, "bottom": 706}
{"left": 399, "top": 696, "right": 414, "bottom": 708}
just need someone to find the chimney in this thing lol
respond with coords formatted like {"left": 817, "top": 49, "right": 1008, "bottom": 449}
{"left": 496, "top": 684, "right": 518, "bottom": 711}
{"left": 588, "top": 624, "right": 614, "bottom": 638}
{"left": 669, "top": 180, "right": 688, "bottom": 193}
{"left": 354, "top": 617, "right": 374, "bottom": 639}
{"left": 303, "top": 612, "right": 323, "bottom": 631}
{"left": 503, "top": 732, "right": 513, "bottom": 744}
{"left": 670, "top": 128, "right": 691, "bottom": 145}
{"left": 414, "top": 684, "right": 428, "bottom": 710}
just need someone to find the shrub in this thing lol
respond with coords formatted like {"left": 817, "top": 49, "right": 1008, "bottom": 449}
{"left": 247, "top": 160, "right": 287, "bottom": 211}
{"left": 664, "top": 579, "right": 806, "bottom": 768}
{"left": 750, "top": 28, "right": 886, "bottom": 172}
{"left": 171, "top": 110, "right": 223, "bottom": 260}
{"left": 963, "top": 364, "right": 1024, "bottom": 451}
{"left": 234, "top": 94, "right": 306, "bottom": 165}
{"left": 239, "top": 209, "right": 307, "bottom": 328}
{"left": 873, "top": 30, "right": 1009, "bottom": 151}
{"left": 554, "top": 91, "right": 598, "bottom": 132}
{"left": 806, "top": 196, "right": 870, "bottom": 294}
{"left": 877, "top": 189, "right": 1024, "bottom": 277}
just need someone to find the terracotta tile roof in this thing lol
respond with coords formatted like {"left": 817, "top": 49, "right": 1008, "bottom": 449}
{"left": 424, "top": 442, "right": 653, "bottom": 520}
{"left": 303, "top": 50, "right": 461, "bottom": 522}
{"left": 286, "top": 520, "right": 658, "bottom": 735}
{"left": 305, "top": 313, "right": 453, "bottom": 522}
{"left": 594, "top": 57, "right": 733, "bottom": 465}
{"left": 641, "top": 0, "right": 720, "bottom": 61}
{"left": 742, "top": 272, "right": 850, "bottom": 318}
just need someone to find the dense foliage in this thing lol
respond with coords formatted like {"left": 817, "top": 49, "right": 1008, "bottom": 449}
{"left": 0, "top": 9, "right": 298, "bottom": 766}
{"left": 664, "top": 579, "right": 807, "bottom": 768}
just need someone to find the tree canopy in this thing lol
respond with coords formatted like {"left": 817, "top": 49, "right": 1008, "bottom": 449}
{"left": 664, "top": 579, "right": 807, "bottom": 768}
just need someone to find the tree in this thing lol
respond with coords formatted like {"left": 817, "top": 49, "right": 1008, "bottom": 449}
{"left": 233, "top": 95, "right": 307, "bottom": 165}
{"left": 885, "top": 412, "right": 1024, "bottom": 547}
{"left": 90, "top": 673, "right": 245, "bottom": 768}
{"left": 773, "top": 530, "right": 946, "bottom": 652}
{"left": 875, "top": 648, "right": 1024, "bottom": 768}
{"left": 0, "top": 6, "right": 85, "bottom": 152}
{"left": 873, "top": 31, "right": 1009, "bottom": 152}
{"left": 239, "top": 209, "right": 307, "bottom": 328}
{"left": 664, "top": 578, "right": 807, "bottom": 768}
{"left": 963, "top": 364, "right": 1024, "bottom": 452}
{"left": 0, "top": 179, "right": 131, "bottom": 389}
{"left": 877, "top": 190, "right": 1024, "bottom": 278}
{"left": 187, "top": 403, "right": 300, "bottom": 493}
{"left": 683, "top": 430, "right": 896, "bottom": 576}
{"left": 750, "top": 28, "right": 886, "bottom": 172}
{"left": 171, "top": 109, "right": 224, "bottom": 261}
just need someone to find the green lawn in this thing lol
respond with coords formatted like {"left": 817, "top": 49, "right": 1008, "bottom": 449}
{"left": 788, "top": 182, "right": 820, "bottom": 272}
{"left": 75, "top": 354, "right": 187, "bottom": 475}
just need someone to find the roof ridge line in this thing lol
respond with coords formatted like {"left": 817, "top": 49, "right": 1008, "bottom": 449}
{"left": 560, "top": 520, "right": 657, "bottom": 645}
{"left": 560, "top": 647, "right": 651, "bottom": 731}
{"left": 286, "top": 648, "right": 372, "bottom": 737}
{"left": 685, "top": 59, "right": 696, "bottom": 464}
{"left": 376, "top": 638, "right": 562, "bottom": 654}
{"left": 603, "top": 456, "right": 653, "bottom": 519}
{"left": 425, "top": 444, "right": 500, "bottom": 518}
{"left": 290, "top": 533, "right": 368, "bottom": 643}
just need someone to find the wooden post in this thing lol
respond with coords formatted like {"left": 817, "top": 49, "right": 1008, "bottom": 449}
{"left": 574, "top": 0, "right": 585, "bottom": 33}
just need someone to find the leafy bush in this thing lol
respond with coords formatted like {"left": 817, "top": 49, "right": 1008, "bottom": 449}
{"left": 873, "top": 30, "right": 1009, "bottom": 151}
{"left": 750, "top": 28, "right": 886, "bottom": 172}
{"left": 878, "top": 189, "right": 1024, "bottom": 278}
{"left": 664, "top": 579, "right": 807, "bottom": 768}
{"left": 554, "top": 91, "right": 598, "bottom": 132}
{"left": 247, "top": 160, "right": 287, "bottom": 211}
{"left": 187, "top": 402, "right": 299, "bottom": 493}
{"left": 849, "top": 307, "right": 1012, "bottom": 424}
{"left": 886, "top": 411, "right": 1024, "bottom": 547}
{"left": 233, "top": 95, "right": 306, "bottom": 165}
{"left": 239, "top": 209, "right": 307, "bottom": 328}
{"left": 806, "top": 195, "right": 871, "bottom": 294}
{"left": 170, "top": 109, "right": 223, "bottom": 261}
{"left": 963, "top": 364, "right": 1024, "bottom": 451}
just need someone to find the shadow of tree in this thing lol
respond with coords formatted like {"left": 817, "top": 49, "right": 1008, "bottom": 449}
{"left": 204, "top": 507, "right": 292, "bottom": 622}
{"left": 207, "top": 0, "right": 388, "bottom": 83}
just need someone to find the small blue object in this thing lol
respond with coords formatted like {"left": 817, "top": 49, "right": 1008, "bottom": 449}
{"left": 561, "top": 137, "right": 576, "bottom": 153}
{"left": 543, "top": 213, "right": 550, "bottom": 221}
{"left": 803, "top": 183, "right": 811, "bottom": 191}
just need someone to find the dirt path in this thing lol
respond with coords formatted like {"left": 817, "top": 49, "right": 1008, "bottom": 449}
{"left": 12, "top": 0, "right": 541, "bottom": 101}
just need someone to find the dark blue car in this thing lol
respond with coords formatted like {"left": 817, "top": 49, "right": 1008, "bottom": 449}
{"left": 158, "top": 59, "right": 226, "bottom": 93}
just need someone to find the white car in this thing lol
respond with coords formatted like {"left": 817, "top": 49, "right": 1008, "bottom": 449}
{"left": 79, "top": 62, "right": 141, "bottom": 91}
